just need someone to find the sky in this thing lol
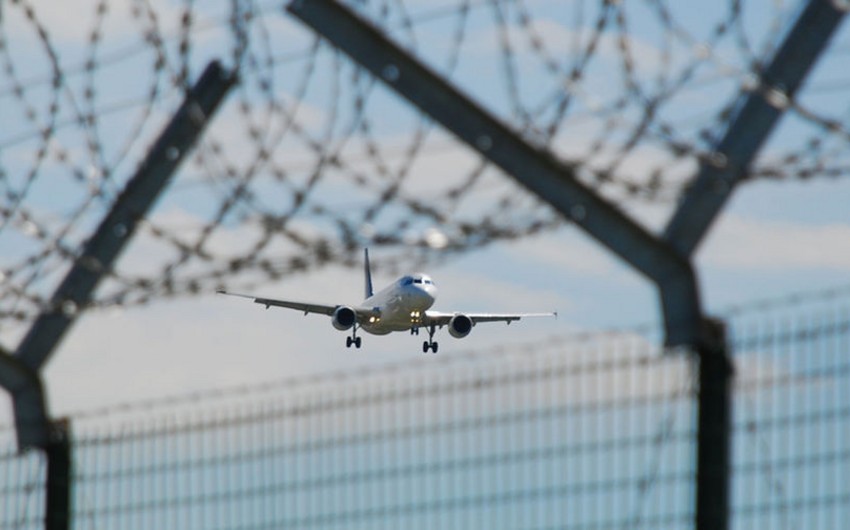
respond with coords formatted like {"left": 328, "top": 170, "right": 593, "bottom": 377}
{"left": 0, "top": 0, "right": 847, "bottom": 425}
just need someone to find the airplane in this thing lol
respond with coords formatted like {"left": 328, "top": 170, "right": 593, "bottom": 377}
{"left": 217, "top": 249, "right": 556, "bottom": 353}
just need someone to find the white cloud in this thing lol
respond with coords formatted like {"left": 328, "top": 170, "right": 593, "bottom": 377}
{"left": 461, "top": 16, "right": 668, "bottom": 80}
{"left": 700, "top": 214, "right": 850, "bottom": 271}
{"left": 503, "top": 231, "right": 620, "bottom": 278}
{"left": 4, "top": 0, "right": 183, "bottom": 47}
{"left": 432, "top": 267, "right": 569, "bottom": 315}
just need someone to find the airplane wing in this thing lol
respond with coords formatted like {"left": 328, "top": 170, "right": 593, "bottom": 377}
{"left": 424, "top": 310, "right": 557, "bottom": 326}
{"left": 217, "top": 290, "right": 338, "bottom": 316}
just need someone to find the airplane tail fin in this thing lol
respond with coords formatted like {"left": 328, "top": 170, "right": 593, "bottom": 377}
{"left": 364, "top": 248, "right": 374, "bottom": 299}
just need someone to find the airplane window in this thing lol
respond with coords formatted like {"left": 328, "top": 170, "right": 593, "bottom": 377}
{"left": 414, "top": 279, "right": 423, "bottom": 284}
{"left": 402, "top": 277, "right": 414, "bottom": 286}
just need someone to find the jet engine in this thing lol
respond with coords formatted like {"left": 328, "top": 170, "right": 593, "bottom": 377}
{"left": 332, "top": 306, "right": 357, "bottom": 330}
{"left": 448, "top": 314, "right": 473, "bottom": 338}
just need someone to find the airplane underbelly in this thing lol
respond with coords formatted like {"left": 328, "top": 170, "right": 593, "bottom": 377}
{"left": 361, "top": 315, "right": 411, "bottom": 334}
{"left": 361, "top": 325, "right": 392, "bottom": 336}
{"left": 361, "top": 297, "right": 430, "bottom": 334}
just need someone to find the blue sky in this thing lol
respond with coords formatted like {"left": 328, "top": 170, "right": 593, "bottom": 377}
{"left": 0, "top": 0, "right": 846, "bottom": 419}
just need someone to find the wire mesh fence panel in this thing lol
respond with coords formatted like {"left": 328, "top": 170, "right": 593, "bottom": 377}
{"left": 60, "top": 334, "right": 695, "bottom": 530}
{"left": 2, "top": 288, "right": 850, "bottom": 528}
{"left": 0, "top": 449, "right": 44, "bottom": 530}
{"left": 729, "top": 290, "right": 850, "bottom": 530}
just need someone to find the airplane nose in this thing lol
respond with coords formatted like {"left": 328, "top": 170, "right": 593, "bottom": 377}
{"left": 413, "top": 284, "right": 435, "bottom": 306}
{"left": 424, "top": 284, "right": 437, "bottom": 304}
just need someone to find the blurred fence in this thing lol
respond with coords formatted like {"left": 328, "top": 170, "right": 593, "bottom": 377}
{"left": 728, "top": 291, "right": 850, "bottom": 528}
{"left": 2, "top": 287, "right": 849, "bottom": 529}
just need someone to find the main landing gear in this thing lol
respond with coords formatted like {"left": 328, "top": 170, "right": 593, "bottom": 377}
{"left": 421, "top": 323, "right": 438, "bottom": 354}
{"left": 346, "top": 326, "right": 362, "bottom": 348}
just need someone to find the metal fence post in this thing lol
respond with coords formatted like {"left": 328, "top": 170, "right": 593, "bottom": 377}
{"left": 45, "top": 419, "right": 72, "bottom": 530}
{"left": 694, "top": 319, "right": 732, "bottom": 530}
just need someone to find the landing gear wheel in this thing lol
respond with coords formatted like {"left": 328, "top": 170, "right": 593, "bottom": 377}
{"left": 421, "top": 323, "right": 439, "bottom": 353}
{"left": 346, "top": 325, "right": 362, "bottom": 349}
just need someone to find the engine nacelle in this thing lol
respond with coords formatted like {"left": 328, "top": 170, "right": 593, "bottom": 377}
{"left": 448, "top": 314, "right": 473, "bottom": 339}
{"left": 332, "top": 306, "right": 357, "bottom": 331}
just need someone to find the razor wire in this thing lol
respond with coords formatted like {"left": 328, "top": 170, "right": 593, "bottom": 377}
{"left": 0, "top": 0, "right": 848, "bottom": 328}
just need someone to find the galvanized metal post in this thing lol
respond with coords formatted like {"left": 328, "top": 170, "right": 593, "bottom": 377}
{"left": 694, "top": 319, "right": 731, "bottom": 530}
{"left": 45, "top": 419, "right": 72, "bottom": 530}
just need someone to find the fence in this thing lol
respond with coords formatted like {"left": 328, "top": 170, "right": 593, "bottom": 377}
{"left": 729, "top": 292, "right": 850, "bottom": 528}
{"left": 0, "top": 0, "right": 848, "bottom": 528}
{"left": 2, "top": 287, "right": 849, "bottom": 529}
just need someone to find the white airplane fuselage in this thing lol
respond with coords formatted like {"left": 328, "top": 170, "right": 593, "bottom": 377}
{"left": 359, "top": 274, "right": 437, "bottom": 335}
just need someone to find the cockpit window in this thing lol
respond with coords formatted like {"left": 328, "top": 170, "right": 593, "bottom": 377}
{"left": 403, "top": 275, "right": 435, "bottom": 287}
